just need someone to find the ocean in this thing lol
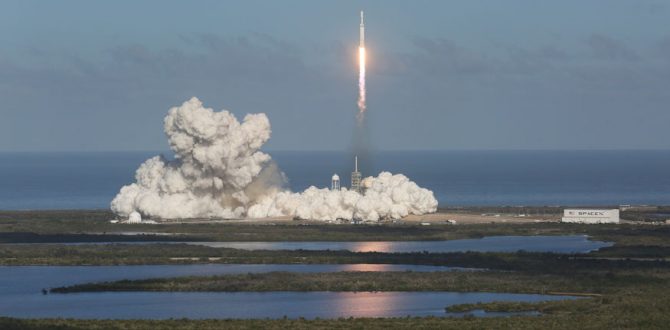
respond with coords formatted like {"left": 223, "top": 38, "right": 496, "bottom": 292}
{"left": 1, "top": 150, "right": 669, "bottom": 210}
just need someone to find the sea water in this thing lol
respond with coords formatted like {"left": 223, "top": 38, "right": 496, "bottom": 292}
{"left": 1, "top": 150, "right": 669, "bottom": 209}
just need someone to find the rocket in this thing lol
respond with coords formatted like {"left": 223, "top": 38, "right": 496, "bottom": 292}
{"left": 359, "top": 10, "right": 365, "bottom": 47}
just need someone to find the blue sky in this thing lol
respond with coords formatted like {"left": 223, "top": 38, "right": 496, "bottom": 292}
{"left": 2, "top": 0, "right": 670, "bottom": 151}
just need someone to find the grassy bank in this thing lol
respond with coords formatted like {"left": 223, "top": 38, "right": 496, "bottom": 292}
{"left": 3, "top": 243, "right": 669, "bottom": 271}
{"left": 49, "top": 268, "right": 667, "bottom": 294}
{"left": 0, "top": 311, "right": 660, "bottom": 330}
{"left": 1, "top": 209, "right": 668, "bottom": 244}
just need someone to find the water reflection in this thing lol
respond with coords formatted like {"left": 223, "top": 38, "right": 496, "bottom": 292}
{"left": 348, "top": 241, "right": 395, "bottom": 253}
{"left": 184, "top": 235, "right": 611, "bottom": 253}
{"left": 332, "top": 291, "right": 406, "bottom": 318}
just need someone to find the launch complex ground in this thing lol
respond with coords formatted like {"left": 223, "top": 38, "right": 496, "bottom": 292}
{"left": 1, "top": 208, "right": 670, "bottom": 328}
{"left": 119, "top": 206, "right": 670, "bottom": 226}
{"left": 150, "top": 210, "right": 555, "bottom": 225}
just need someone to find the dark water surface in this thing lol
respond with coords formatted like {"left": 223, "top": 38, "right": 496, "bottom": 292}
{"left": 182, "top": 235, "right": 611, "bottom": 253}
{"left": 2, "top": 150, "right": 670, "bottom": 209}
{"left": 38, "top": 235, "right": 612, "bottom": 253}
{"left": 0, "top": 291, "right": 575, "bottom": 319}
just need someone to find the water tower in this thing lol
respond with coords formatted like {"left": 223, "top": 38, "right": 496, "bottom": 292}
{"left": 331, "top": 174, "right": 340, "bottom": 191}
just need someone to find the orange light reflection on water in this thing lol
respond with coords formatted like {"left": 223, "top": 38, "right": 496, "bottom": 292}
{"left": 331, "top": 292, "right": 405, "bottom": 318}
{"left": 351, "top": 241, "right": 393, "bottom": 253}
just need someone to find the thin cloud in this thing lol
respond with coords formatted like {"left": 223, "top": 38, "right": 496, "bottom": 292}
{"left": 586, "top": 34, "right": 640, "bottom": 61}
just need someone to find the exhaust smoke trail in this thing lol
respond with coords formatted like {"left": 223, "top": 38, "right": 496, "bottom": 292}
{"left": 357, "top": 11, "right": 366, "bottom": 125}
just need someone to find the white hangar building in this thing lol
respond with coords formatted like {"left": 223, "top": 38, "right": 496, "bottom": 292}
{"left": 561, "top": 209, "right": 620, "bottom": 224}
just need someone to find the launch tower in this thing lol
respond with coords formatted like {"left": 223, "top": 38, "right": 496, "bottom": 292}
{"left": 351, "top": 156, "right": 362, "bottom": 193}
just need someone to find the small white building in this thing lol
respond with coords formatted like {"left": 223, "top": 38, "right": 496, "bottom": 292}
{"left": 561, "top": 209, "right": 620, "bottom": 224}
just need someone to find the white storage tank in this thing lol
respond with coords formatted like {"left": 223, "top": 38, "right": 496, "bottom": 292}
{"left": 127, "top": 211, "right": 142, "bottom": 224}
{"left": 561, "top": 209, "right": 620, "bottom": 224}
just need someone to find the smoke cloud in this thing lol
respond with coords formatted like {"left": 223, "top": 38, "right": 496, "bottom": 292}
{"left": 111, "top": 97, "right": 437, "bottom": 221}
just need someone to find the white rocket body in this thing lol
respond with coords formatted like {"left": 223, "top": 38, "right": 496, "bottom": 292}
{"left": 360, "top": 11, "right": 365, "bottom": 47}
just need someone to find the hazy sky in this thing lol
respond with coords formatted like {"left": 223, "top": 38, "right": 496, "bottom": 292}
{"left": 2, "top": 0, "right": 670, "bottom": 151}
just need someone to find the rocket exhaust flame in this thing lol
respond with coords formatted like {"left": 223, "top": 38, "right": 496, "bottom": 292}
{"left": 357, "top": 46, "right": 366, "bottom": 124}
{"left": 357, "top": 11, "right": 366, "bottom": 125}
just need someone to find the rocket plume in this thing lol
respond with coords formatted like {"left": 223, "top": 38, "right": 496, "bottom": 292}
{"left": 357, "top": 47, "right": 366, "bottom": 124}
{"left": 356, "top": 11, "right": 366, "bottom": 125}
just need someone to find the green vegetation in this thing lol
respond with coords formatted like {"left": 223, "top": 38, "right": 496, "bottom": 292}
{"left": 620, "top": 206, "right": 670, "bottom": 223}
{"left": 48, "top": 268, "right": 667, "bottom": 294}
{"left": 1, "top": 209, "right": 668, "bottom": 244}
{"left": 2, "top": 210, "right": 670, "bottom": 328}
{"left": 3, "top": 243, "right": 669, "bottom": 270}
{"left": 0, "top": 313, "right": 659, "bottom": 330}
{"left": 446, "top": 301, "right": 548, "bottom": 313}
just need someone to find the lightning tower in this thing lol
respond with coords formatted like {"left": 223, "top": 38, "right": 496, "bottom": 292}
{"left": 351, "top": 156, "right": 362, "bottom": 193}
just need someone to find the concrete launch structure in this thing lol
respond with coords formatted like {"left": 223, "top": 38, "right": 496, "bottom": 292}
{"left": 561, "top": 209, "right": 620, "bottom": 224}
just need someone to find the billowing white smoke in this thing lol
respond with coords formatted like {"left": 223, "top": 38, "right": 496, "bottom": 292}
{"left": 111, "top": 97, "right": 438, "bottom": 221}
{"left": 111, "top": 97, "right": 282, "bottom": 219}
{"left": 248, "top": 172, "right": 438, "bottom": 221}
